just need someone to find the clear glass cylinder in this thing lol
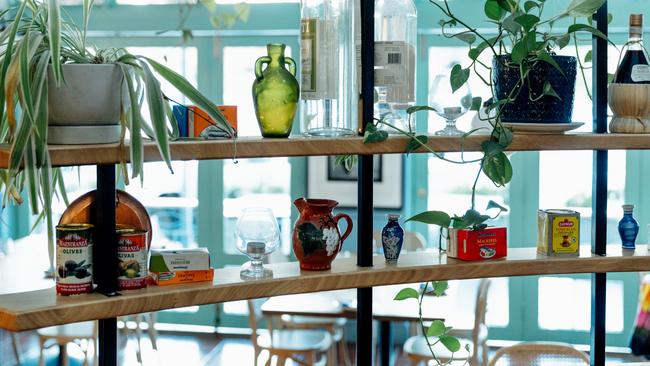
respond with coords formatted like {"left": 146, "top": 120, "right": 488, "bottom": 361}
{"left": 374, "top": 0, "right": 417, "bottom": 132}
{"left": 300, "top": 0, "right": 356, "bottom": 136}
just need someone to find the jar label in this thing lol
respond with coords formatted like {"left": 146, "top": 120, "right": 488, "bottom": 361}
{"left": 374, "top": 41, "right": 415, "bottom": 103}
{"left": 117, "top": 232, "right": 148, "bottom": 290}
{"left": 631, "top": 64, "right": 650, "bottom": 82}
{"left": 300, "top": 18, "right": 339, "bottom": 100}
{"left": 56, "top": 233, "right": 93, "bottom": 295}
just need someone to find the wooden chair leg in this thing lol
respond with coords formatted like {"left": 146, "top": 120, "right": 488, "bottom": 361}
{"left": 134, "top": 314, "right": 143, "bottom": 364}
{"left": 338, "top": 335, "right": 351, "bottom": 366}
{"left": 11, "top": 332, "right": 21, "bottom": 365}
{"left": 146, "top": 312, "right": 158, "bottom": 350}
{"left": 276, "top": 355, "right": 288, "bottom": 366}
{"left": 38, "top": 336, "right": 46, "bottom": 366}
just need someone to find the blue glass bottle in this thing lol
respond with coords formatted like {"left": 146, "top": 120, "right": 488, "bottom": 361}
{"left": 619, "top": 204, "right": 639, "bottom": 250}
{"left": 382, "top": 214, "right": 404, "bottom": 264}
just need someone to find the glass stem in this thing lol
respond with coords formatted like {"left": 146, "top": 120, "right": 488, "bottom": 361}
{"left": 250, "top": 259, "right": 264, "bottom": 273}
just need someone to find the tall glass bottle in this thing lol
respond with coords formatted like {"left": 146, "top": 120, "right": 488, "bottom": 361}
{"left": 615, "top": 14, "right": 650, "bottom": 84}
{"left": 374, "top": 0, "right": 417, "bottom": 132}
{"left": 300, "top": 0, "right": 356, "bottom": 136}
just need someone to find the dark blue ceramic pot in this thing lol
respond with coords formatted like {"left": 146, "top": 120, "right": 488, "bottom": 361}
{"left": 492, "top": 55, "right": 577, "bottom": 123}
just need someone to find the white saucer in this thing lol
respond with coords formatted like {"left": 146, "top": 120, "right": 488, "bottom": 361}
{"left": 501, "top": 122, "right": 585, "bottom": 134}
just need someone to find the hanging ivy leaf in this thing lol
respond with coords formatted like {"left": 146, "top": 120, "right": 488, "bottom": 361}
{"left": 407, "top": 135, "right": 428, "bottom": 155}
{"left": 482, "top": 151, "right": 513, "bottom": 187}
{"left": 427, "top": 320, "right": 447, "bottom": 337}
{"left": 514, "top": 14, "right": 540, "bottom": 32}
{"left": 484, "top": 0, "right": 503, "bottom": 21}
{"left": 543, "top": 81, "right": 560, "bottom": 99}
{"left": 363, "top": 123, "right": 388, "bottom": 144}
{"left": 450, "top": 64, "right": 470, "bottom": 92}
{"left": 394, "top": 288, "right": 419, "bottom": 301}
{"left": 405, "top": 211, "right": 452, "bottom": 228}
{"left": 455, "top": 33, "right": 477, "bottom": 45}
{"left": 440, "top": 335, "right": 462, "bottom": 353}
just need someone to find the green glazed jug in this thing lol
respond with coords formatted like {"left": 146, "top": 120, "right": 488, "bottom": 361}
{"left": 252, "top": 44, "right": 300, "bottom": 138}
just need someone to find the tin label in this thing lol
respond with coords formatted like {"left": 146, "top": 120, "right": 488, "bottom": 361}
{"left": 56, "top": 229, "right": 93, "bottom": 295}
{"left": 117, "top": 231, "right": 148, "bottom": 290}
{"left": 552, "top": 217, "right": 579, "bottom": 253}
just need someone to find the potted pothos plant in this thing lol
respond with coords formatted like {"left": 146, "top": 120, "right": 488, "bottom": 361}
{"left": 356, "top": 0, "right": 611, "bottom": 363}
{"left": 0, "top": 0, "right": 234, "bottom": 269}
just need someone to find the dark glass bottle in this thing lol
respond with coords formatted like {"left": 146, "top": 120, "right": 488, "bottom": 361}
{"left": 615, "top": 14, "right": 650, "bottom": 84}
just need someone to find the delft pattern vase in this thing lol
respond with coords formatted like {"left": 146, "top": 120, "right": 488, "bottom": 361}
{"left": 252, "top": 44, "right": 300, "bottom": 138}
{"left": 382, "top": 214, "right": 404, "bottom": 264}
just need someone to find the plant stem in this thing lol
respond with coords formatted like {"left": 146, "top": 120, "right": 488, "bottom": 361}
{"left": 471, "top": 160, "right": 484, "bottom": 211}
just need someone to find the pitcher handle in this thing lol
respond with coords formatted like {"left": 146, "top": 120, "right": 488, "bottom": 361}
{"left": 333, "top": 213, "right": 353, "bottom": 253}
{"left": 285, "top": 57, "right": 297, "bottom": 76}
{"left": 255, "top": 56, "right": 271, "bottom": 80}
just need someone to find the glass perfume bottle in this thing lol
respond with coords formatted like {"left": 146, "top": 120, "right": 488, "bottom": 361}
{"left": 300, "top": 0, "right": 356, "bottom": 136}
{"left": 619, "top": 204, "right": 640, "bottom": 250}
{"left": 374, "top": 0, "right": 417, "bottom": 132}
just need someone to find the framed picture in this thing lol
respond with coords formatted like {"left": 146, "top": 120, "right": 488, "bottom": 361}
{"left": 307, "top": 154, "right": 403, "bottom": 209}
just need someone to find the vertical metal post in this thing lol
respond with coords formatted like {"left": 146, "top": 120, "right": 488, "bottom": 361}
{"left": 95, "top": 165, "right": 118, "bottom": 366}
{"left": 590, "top": 3, "right": 608, "bottom": 366}
{"left": 379, "top": 321, "right": 392, "bottom": 366}
{"left": 357, "top": 0, "right": 374, "bottom": 365}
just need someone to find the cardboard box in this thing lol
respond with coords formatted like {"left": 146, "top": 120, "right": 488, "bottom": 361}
{"left": 189, "top": 105, "right": 237, "bottom": 139}
{"left": 447, "top": 227, "right": 507, "bottom": 261}
{"left": 149, "top": 248, "right": 213, "bottom": 286}
{"left": 172, "top": 105, "right": 237, "bottom": 138}
{"left": 537, "top": 209, "right": 580, "bottom": 256}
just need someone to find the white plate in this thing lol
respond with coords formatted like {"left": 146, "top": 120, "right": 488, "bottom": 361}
{"left": 501, "top": 122, "right": 585, "bottom": 134}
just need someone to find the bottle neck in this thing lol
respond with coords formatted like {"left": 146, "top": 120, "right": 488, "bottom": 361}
{"left": 629, "top": 34, "right": 644, "bottom": 50}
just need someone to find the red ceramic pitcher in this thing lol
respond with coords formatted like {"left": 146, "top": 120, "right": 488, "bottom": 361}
{"left": 292, "top": 198, "right": 353, "bottom": 270}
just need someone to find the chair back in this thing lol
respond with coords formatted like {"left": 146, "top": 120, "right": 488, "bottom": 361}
{"left": 373, "top": 230, "right": 426, "bottom": 252}
{"left": 470, "top": 278, "right": 491, "bottom": 365}
{"left": 488, "top": 342, "right": 589, "bottom": 366}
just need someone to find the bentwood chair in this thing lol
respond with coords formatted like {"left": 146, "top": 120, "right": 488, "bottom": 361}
{"left": 488, "top": 342, "right": 589, "bottom": 366}
{"left": 247, "top": 299, "right": 332, "bottom": 366}
{"left": 37, "top": 321, "right": 97, "bottom": 366}
{"left": 403, "top": 278, "right": 492, "bottom": 366}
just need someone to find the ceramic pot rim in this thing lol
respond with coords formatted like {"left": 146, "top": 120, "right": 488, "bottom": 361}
{"left": 296, "top": 198, "right": 339, "bottom": 208}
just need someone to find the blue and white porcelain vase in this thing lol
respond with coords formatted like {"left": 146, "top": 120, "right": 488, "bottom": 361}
{"left": 382, "top": 214, "right": 404, "bottom": 264}
{"left": 619, "top": 204, "right": 639, "bottom": 250}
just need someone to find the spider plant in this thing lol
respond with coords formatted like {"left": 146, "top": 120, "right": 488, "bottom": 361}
{"left": 0, "top": 0, "right": 234, "bottom": 268}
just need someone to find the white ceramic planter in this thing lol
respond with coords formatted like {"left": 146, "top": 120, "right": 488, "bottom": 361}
{"left": 47, "top": 64, "right": 123, "bottom": 144}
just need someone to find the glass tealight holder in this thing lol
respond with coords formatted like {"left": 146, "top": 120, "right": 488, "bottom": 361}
{"left": 235, "top": 208, "right": 280, "bottom": 280}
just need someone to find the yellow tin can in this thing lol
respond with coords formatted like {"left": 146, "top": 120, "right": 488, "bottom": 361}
{"left": 537, "top": 209, "right": 580, "bottom": 256}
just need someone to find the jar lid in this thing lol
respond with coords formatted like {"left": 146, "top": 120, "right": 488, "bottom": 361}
{"left": 247, "top": 242, "right": 266, "bottom": 255}
{"left": 386, "top": 214, "right": 400, "bottom": 221}
{"left": 623, "top": 204, "right": 635, "bottom": 212}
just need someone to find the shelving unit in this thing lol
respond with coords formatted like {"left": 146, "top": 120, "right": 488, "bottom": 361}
{"left": 1, "top": 246, "right": 649, "bottom": 332}
{"left": 3, "top": 133, "right": 650, "bottom": 167}
{"left": 0, "top": 2, "right": 624, "bottom": 366}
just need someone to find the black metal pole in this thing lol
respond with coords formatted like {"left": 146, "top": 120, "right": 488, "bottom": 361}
{"left": 590, "top": 3, "right": 608, "bottom": 366}
{"left": 357, "top": 0, "right": 375, "bottom": 365}
{"left": 379, "top": 321, "right": 392, "bottom": 366}
{"left": 95, "top": 165, "right": 119, "bottom": 366}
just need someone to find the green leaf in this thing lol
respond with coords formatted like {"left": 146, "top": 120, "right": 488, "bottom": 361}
{"left": 543, "top": 81, "right": 560, "bottom": 99}
{"left": 405, "top": 211, "right": 452, "bottom": 228}
{"left": 537, "top": 50, "right": 564, "bottom": 75}
{"left": 481, "top": 140, "right": 504, "bottom": 158}
{"left": 482, "top": 151, "right": 513, "bottom": 187}
{"left": 138, "top": 60, "right": 173, "bottom": 173}
{"left": 450, "top": 64, "right": 470, "bottom": 93}
{"left": 556, "top": 34, "right": 571, "bottom": 49}
{"left": 567, "top": 23, "right": 609, "bottom": 43}
{"left": 440, "top": 335, "right": 462, "bottom": 353}
{"left": 48, "top": 0, "right": 63, "bottom": 86}
{"left": 431, "top": 281, "right": 449, "bottom": 297}
{"left": 511, "top": 40, "right": 528, "bottom": 64}
{"left": 484, "top": 0, "right": 502, "bottom": 21}
{"left": 470, "top": 97, "right": 483, "bottom": 111}
{"left": 141, "top": 56, "right": 234, "bottom": 137}
{"left": 455, "top": 33, "right": 476, "bottom": 45}
{"left": 524, "top": 1, "right": 539, "bottom": 12}
{"left": 584, "top": 50, "right": 593, "bottom": 63}
{"left": 487, "top": 200, "right": 509, "bottom": 212}
{"left": 502, "top": 12, "right": 523, "bottom": 34}
{"left": 120, "top": 65, "right": 144, "bottom": 178}
{"left": 496, "top": 127, "right": 514, "bottom": 147}
{"left": 460, "top": 209, "right": 491, "bottom": 228}
{"left": 426, "top": 320, "right": 447, "bottom": 337}
{"left": 0, "top": 0, "right": 27, "bottom": 127}
{"left": 514, "top": 14, "right": 540, "bottom": 32}
{"left": 496, "top": 0, "right": 517, "bottom": 12}
{"left": 407, "top": 135, "right": 428, "bottom": 155}
{"left": 565, "top": 0, "right": 606, "bottom": 18}
{"left": 394, "top": 288, "right": 419, "bottom": 301}
{"left": 363, "top": 123, "right": 388, "bottom": 144}
{"left": 406, "top": 106, "right": 437, "bottom": 115}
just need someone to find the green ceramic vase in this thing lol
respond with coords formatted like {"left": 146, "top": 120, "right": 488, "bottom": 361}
{"left": 252, "top": 44, "right": 299, "bottom": 138}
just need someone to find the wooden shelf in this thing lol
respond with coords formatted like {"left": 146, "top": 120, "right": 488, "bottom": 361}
{"left": 1, "top": 133, "right": 650, "bottom": 168}
{"left": 1, "top": 245, "right": 648, "bottom": 331}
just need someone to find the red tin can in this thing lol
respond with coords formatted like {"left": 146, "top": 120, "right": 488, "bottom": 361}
{"left": 117, "top": 228, "right": 149, "bottom": 290}
{"left": 447, "top": 227, "right": 507, "bottom": 261}
{"left": 56, "top": 224, "right": 94, "bottom": 295}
